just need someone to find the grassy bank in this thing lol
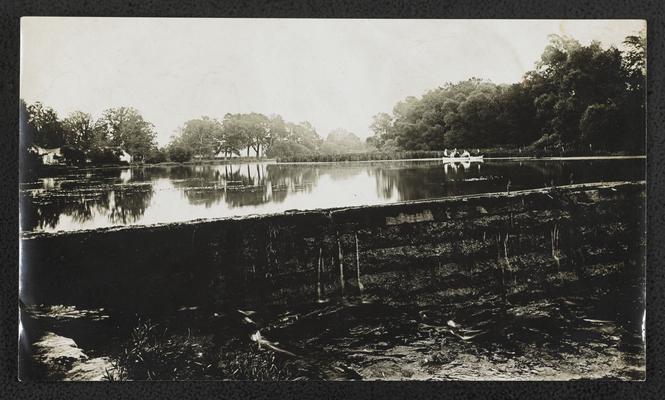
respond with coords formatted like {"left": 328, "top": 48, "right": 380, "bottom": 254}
{"left": 22, "top": 157, "right": 276, "bottom": 180}
{"left": 276, "top": 147, "right": 642, "bottom": 163}
{"left": 92, "top": 156, "right": 273, "bottom": 169}
{"left": 23, "top": 148, "right": 645, "bottom": 181}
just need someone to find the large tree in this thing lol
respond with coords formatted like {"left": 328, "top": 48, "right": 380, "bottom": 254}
{"left": 619, "top": 29, "right": 646, "bottom": 152}
{"left": 95, "top": 107, "right": 157, "bottom": 160}
{"left": 244, "top": 112, "right": 271, "bottom": 157}
{"left": 286, "top": 121, "right": 321, "bottom": 151}
{"left": 221, "top": 113, "right": 252, "bottom": 157}
{"left": 321, "top": 128, "right": 365, "bottom": 154}
{"left": 177, "top": 117, "right": 224, "bottom": 158}
{"left": 368, "top": 112, "right": 394, "bottom": 149}
{"left": 264, "top": 119, "right": 322, "bottom": 158}
{"left": 532, "top": 35, "right": 626, "bottom": 143}
{"left": 62, "top": 111, "right": 96, "bottom": 151}
{"left": 219, "top": 113, "right": 274, "bottom": 157}
{"left": 25, "top": 101, "right": 66, "bottom": 148}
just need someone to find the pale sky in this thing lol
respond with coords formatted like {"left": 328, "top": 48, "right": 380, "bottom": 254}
{"left": 21, "top": 18, "right": 645, "bottom": 146}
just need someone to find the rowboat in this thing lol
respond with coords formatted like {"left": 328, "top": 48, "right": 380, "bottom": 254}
{"left": 441, "top": 155, "right": 484, "bottom": 163}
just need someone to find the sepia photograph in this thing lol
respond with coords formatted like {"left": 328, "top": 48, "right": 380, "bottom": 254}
{"left": 18, "top": 18, "right": 646, "bottom": 381}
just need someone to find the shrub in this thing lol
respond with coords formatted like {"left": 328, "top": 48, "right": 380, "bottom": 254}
{"left": 216, "top": 340, "right": 302, "bottom": 380}
{"left": 265, "top": 141, "right": 311, "bottom": 159}
{"left": 88, "top": 147, "right": 121, "bottom": 164}
{"left": 580, "top": 103, "right": 620, "bottom": 150}
{"left": 531, "top": 133, "right": 562, "bottom": 150}
{"left": 168, "top": 143, "right": 193, "bottom": 163}
{"left": 145, "top": 147, "right": 168, "bottom": 164}
{"left": 61, "top": 145, "right": 86, "bottom": 165}
{"left": 109, "top": 319, "right": 216, "bottom": 381}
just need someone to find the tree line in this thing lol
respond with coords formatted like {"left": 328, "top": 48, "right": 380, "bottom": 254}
{"left": 20, "top": 100, "right": 368, "bottom": 165}
{"left": 167, "top": 114, "right": 364, "bottom": 162}
{"left": 367, "top": 32, "right": 646, "bottom": 154}
{"left": 20, "top": 101, "right": 158, "bottom": 164}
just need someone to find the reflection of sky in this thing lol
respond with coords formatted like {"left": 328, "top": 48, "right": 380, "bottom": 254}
{"left": 21, "top": 158, "right": 645, "bottom": 233}
{"left": 43, "top": 172, "right": 400, "bottom": 232}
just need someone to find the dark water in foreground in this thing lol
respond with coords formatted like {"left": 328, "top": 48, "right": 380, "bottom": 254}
{"left": 20, "top": 158, "right": 645, "bottom": 233}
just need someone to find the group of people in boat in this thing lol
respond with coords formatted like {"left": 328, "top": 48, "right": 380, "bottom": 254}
{"left": 443, "top": 148, "right": 480, "bottom": 158}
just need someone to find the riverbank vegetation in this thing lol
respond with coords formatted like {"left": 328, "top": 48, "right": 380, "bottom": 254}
{"left": 364, "top": 32, "right": 645, "bottom": 155}
{"left": 104, "top": 317, "right": 303, "bottom": 381}
{"left": 20, "top": 31, "right": 645, "bottom": 170}
{"left": 276, "top": 146, "right": 639, "bottom": 163}
{"left": 19, "top": 100, "right": 368, "bottom": 170}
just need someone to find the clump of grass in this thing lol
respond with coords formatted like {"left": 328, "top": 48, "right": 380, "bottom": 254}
{"left": 107, "top": 318, "right": 216, "bottom": 381}
{"left": 551, "top": 223, "right": 561, "bottom": 272}
{"left": 217, "top": 340, "right": 302, "bottom": 381}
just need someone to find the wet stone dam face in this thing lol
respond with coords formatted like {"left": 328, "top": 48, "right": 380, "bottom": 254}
{"left": 20, "top": 181, "right": 646, "bottom": 322}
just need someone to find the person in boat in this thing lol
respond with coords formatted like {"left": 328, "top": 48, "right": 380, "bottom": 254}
{"left": 444, "top": 148, "right": 459, "bottom": 157}
{"left": 445, "top": 148, "right": 476, "bottom": 159}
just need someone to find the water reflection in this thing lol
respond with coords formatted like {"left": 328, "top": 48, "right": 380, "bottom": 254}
{"left": 170, "top": 164, "right": 318, "bottom": 208}
{"left": 19, "top": 159, "right": 645, "bottom": 233}
{"left": 20, "top": 168, "right": 155, "bottom": 232}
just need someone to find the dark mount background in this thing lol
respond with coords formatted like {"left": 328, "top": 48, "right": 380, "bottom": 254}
{"left": 1, "top": 1, "right": 664, "bottom": 399}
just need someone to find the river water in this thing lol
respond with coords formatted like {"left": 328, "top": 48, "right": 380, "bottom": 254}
{"left": 20, "top": 158, "right": 645, "bottom": 233}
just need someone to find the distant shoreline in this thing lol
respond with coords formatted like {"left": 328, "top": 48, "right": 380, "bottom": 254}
{"left": 275, "top": 155, "right": 646, "bottom": 165}
{"left": 23, "top": 154, "right": 646, "bottom": 179}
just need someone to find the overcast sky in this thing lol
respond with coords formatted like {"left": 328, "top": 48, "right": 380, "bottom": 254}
{"left": 21, "top": 18, "right": 645, "bottom": 146}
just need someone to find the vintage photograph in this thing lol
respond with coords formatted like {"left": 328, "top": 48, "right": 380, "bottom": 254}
{"left": 19, "top": 18, "right": 646, "bottom": 381}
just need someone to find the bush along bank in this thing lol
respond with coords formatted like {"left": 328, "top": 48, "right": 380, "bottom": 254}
{"left": 275, "top": 146, "right": 642, "bottom": 163}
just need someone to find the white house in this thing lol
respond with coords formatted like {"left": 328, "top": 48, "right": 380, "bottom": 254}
{"left": 29, "top": 145, "right": 63, "bottom": 165}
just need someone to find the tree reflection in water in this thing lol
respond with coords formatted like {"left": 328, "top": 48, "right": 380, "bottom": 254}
{"left": 19, "top": 159, "right": 645, "bottom": 233}
{"left": 369, "top": 161, "right": 486, "bottom": 201}
{"left": 20, "top": 168, "right": 154, "bottom": 232}
{"left": 169, "top": 163, "right": 321, "bottom": 208}
{"left": 368, "top": 159, "right": 644, "bottom": 202}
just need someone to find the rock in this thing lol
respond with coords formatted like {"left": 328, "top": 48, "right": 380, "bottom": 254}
{"left": 33, "top": 332, "right": 87, "bottom": 366}
{"left": 64, "top": 357, "right": 117, "bottom": 381}
{"left": 32, "top": 332, "right": 117, "bottom": 381}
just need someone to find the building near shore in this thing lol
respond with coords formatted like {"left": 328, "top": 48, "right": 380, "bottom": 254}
{"left": 28, "top": 145, "right": 63, "bottom": 165}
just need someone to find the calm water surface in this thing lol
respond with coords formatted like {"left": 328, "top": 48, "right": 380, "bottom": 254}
{"left": 20, "top": 158, "right": 645, "bottom": 233}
